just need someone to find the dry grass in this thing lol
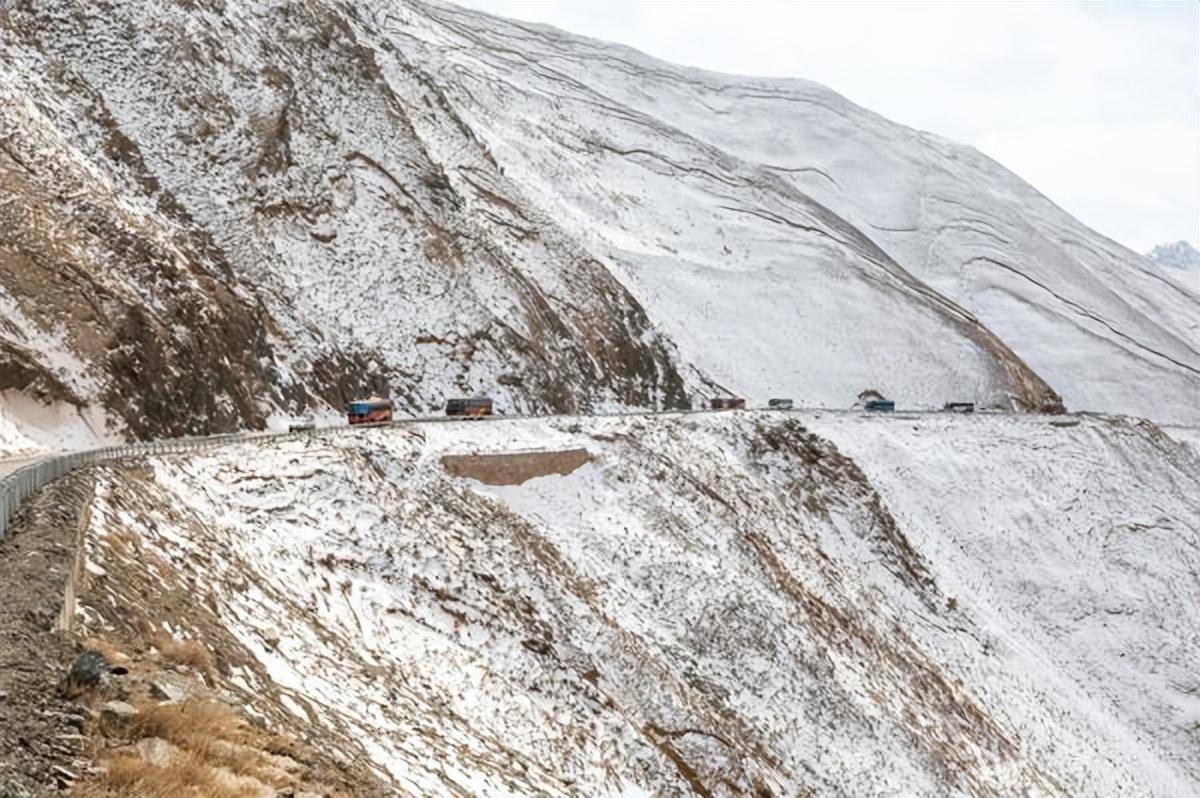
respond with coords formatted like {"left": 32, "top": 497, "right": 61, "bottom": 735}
{"left": 82, "top": 699, "right": 294, "bottom": 796}
{"left": 151, "top": 632, "right": 215, "bottom": 678}
{"left": 100, "top": 528, "right": 139, "bottom": 558}
{"left": 74, "top": 751, "right": 261, "bottom": 798}
{"left": 128, "top": 699, "right": 248, "bottom": 747}
{"left": 134, "top": 700, "right": 292, "bottom": 786}
{"left": 82, "top": 638, "right": 130, "bottom": 665}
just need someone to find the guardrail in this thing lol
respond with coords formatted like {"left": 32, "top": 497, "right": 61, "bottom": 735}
{"left": 0, "top": 431, "right": 261, "bottom": 542}
{"left": 0, "top": 411, "right": 509, "bottom": 543}
{"left": 0, "top": 408, "right": 789, "bottom": 542}
{"left": 0, "top": 404, "right": 1105, "bottom": 543}
{"left": 0, "top": 409, "right": 609, "bottom": 542}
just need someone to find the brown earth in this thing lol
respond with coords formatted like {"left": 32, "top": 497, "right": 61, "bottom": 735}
{"left": 441, "top": 447, "right": 592, "bottom": 485}
{"left": 0, "top": 465, "right": 391, "bottom": 796}
{"left": 0, "top": 471, "right": 95, "bottom": 796}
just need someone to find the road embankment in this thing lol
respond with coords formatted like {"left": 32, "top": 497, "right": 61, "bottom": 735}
{"left": 441, "top": 447, "right": 592, "bottom": 485}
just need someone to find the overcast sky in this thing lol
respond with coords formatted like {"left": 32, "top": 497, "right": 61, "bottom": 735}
{"left": 461, "top": 1, "right": 1198, "bottom": 253}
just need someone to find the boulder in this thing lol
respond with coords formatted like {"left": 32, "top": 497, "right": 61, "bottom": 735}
{"left": 135, "top": 737, "right": 174, "bottom": 767}
{"left": 148, "top": 678, "right": 189, "bottom": 703}
{"left": 62, "top": 651, "right": 109, "bottom": 693}
{"left": 99, "top": 700, "right": 137, "bottom": 727}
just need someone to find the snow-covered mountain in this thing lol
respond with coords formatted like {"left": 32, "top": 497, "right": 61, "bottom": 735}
{"left": 4, "top": 4, "right": 1199, "bottom": 793}
{"left": 77, "top": 413, "right": 1200, "bottom": 795}
{"left": 1148, "top": 240, "right": 1200, "bottom": 271}
{"left": 0, "top": 0, "right": 1196, "bottom": 447}
{"left": 388, "top": 2, "right": 1198, "bottom": 423}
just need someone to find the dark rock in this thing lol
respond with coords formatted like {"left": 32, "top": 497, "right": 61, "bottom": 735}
{"left": 521, "top": 638, "right": 552, "bottom": 656}
{"left": 62, "top": 651, "right": 109, "bottom": 694}
{"left": 59, "top": 713, "right": 86, "bottom": 732}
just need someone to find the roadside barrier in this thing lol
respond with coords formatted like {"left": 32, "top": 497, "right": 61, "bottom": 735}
{"left": 0, "top": 404, "right": 1083, "bottom": 542}
{"left": 0, "top": 431, "right": 257, "bottom": 542}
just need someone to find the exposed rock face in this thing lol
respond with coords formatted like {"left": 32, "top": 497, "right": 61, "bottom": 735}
{"left": 441, "top": 447, "right": 591, "bottom": 485}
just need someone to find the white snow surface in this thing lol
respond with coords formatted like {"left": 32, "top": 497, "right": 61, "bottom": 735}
{"left": 82, "top": 413, "right": 1200, "bottom": 796}
{"left": 369, "top": 0, "right": 1199, "bottom": 421}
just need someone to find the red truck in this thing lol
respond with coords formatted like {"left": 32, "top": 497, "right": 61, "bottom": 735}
{"left": 710, "top": 397, "right": 746, "bottom": 410}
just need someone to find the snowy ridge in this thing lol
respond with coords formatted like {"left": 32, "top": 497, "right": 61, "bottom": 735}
{"left": 78, "top": 413, "right": 1200, "bottom": 795}
{"left": 376, "top": 0, "right": 1198, "bottom": 422}
{"left": 1148, "top": 241, "right": 1200, "bottom": 271}
{"left": 2, "top": 2, "right": 1197, "bottom": 793}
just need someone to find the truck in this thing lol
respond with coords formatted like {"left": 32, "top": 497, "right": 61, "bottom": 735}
{"left": 288, "top": 416, "right": 316, "bottom": 433}
{"left": 710, "top": 397, "right": 746, "bottom": 410}
{"left": 346, "top": 396, "right": 394, "bottom": 425}
{"left": 445, "top": 396, "right": 494, "bottom": 418}
{"left": 768, "top": 398, "right": 794, "bottom": 410}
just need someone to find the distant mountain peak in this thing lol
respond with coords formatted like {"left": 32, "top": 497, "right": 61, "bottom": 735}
{"left": 1147, "top": 240, "right": 1200, "bottom": 270}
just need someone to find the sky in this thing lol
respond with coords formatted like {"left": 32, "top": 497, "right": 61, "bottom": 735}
{"left": 461, "top": 1, "right": 1199, "bottom": 253}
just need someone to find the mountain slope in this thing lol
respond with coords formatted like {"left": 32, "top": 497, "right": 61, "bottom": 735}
{"left": 75, "top": 413, "right": 1200, "bottom": 795}
{"left": 379, "top": 0, "right": 1197, "bottom": 421}
{"left": 0, "top": 0, "right": 689, "bottom": 445}
{"left": 0, "top": 0, "right": 1196, "bottom": 448}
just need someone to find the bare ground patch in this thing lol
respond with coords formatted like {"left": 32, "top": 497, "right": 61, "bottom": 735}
{"left": 0, "top": 471, "right": 94, "bottom": 797}
{"left": 442, "top": 447, "right": 591, "bottom": 485}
